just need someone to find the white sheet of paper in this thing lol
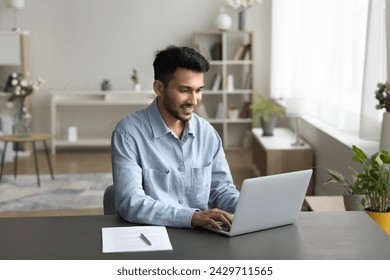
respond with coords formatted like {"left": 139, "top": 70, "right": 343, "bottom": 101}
{"left": 102, "top": 226, "right": 173, "bottom": 253}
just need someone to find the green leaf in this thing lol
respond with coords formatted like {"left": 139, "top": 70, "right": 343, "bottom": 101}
{"left": 352, "top": 145, "right": 367, "bottom": 163}
{"left": 325, "top": 169, "right": 345, "bottom": 183}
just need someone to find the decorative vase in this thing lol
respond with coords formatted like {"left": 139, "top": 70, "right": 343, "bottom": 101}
{"left": 101, "top": 79, "right": 112, "bottom": 91}
{"left": 365, "top": 208, "right": 390, "bottom": 235}
{"left": 215, "top": 8, "right": 232, "bottom": 31}
{"left": 134, "top": 83, "right": 141, "bottom": 91}
{"left": 238, "top": 10, "right": 246, "bottom": 30}
{"left": 379, "top": 112, "right": 390, "bottom": 151}
{"left": 343, "top": 193, "right": 365, "bottom": 211}
{"left": 14, "top": 98, "right": 32, "bottom": 137}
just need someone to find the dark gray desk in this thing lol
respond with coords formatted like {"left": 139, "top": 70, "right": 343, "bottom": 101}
{"left": 0, "top": 212, "right": 389, "bottom": 260}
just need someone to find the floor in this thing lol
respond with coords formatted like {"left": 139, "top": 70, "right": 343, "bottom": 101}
{"left": 0, "top": 147, "right": 254, "bottom": 217}
{"left": 1, "top": 149, "right": 112, "bottom": 175}
{"left": 1, "top": 148, "right": 254, "bottom": 187}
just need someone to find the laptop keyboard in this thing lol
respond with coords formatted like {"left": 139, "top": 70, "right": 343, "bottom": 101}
{"left": 216, "top": 222, "right": 231, "bottom": 232}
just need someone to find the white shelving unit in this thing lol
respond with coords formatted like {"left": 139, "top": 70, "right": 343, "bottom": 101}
{"left": 50, "top": 90, "right": 155, "bottom": 154}
{"left": 193, "top": 31, "right": 253, "bottom": 149}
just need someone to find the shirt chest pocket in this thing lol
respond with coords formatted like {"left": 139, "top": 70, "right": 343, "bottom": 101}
{"left": 189, "top": 162, "right": 212, "bottom": 209}
{"left": 143, "top": 168, "right": 171, "bottom": 198}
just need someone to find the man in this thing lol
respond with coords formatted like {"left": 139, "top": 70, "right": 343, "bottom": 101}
{"left": 111, "top": 45, "right": 239, "bottom": 229}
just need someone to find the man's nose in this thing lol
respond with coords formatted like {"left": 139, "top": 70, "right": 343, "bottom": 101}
{"left": 188, "top": 91, "right": 198, "bottom": 104}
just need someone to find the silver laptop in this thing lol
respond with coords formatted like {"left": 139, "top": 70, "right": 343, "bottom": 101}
{"left": 206, "top": 169, "right": 313, "bottom": 237}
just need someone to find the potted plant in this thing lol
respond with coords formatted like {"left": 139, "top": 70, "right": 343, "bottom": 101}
{"left": 131, "top": 69, "right": 141, "bottom": 91}
{"left": 250, "top": 93, "right": 285, "bottom": 136}
{"left": 325, "top": 159, "right": 367, "bottom": 211}
{"left": 326, "top": 145, "right": 390, "bottom": 233}
{"left": 375, "top": 82, "right": 390, "bottom": 151}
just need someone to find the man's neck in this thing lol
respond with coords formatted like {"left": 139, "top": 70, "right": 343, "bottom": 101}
{"left": 170, "top": 121, "right": 186, "bottom": 139}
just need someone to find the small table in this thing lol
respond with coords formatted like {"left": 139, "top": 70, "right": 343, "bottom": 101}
{"left": 0, "top": 133, "right": 55, "bottom": 187}
{"left": 305, "top": 196, "right": 345, "bottom": 211}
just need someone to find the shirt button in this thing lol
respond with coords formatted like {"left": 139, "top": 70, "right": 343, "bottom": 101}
{"left": 178, "top": 166, "right": 184, "bottom": 172}
{"left": 178, "top": 199, "right": 184, "bottom": 204}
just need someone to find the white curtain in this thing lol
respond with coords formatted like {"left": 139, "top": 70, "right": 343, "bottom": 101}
{"left": 360, "top": 0, "right": 387, "bottom": 140}
{"left": 271, "top": 0, "right": 387, "bottom": 135}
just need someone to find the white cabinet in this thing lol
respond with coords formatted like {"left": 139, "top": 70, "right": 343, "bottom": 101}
{"left": 50, "top": 90, "right": 155, "bottom": 154}
{"left": 193, "top": 31, "right": 253, "bottom": 149}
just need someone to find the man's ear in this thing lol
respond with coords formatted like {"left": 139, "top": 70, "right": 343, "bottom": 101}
{"left": 153, "top": 80, "right": 164, "bottom": 96}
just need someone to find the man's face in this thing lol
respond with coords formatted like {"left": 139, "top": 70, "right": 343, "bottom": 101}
{"left": 158, "top": 68, "right": 204, "bottom": 122}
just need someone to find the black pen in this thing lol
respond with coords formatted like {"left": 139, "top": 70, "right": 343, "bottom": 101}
{"left": 140, "top": 233, "right": 152, "bottom": 246}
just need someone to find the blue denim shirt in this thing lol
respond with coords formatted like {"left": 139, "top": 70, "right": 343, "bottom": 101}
{"left": 111, "top": 97, "right": 239, "bottom": 228}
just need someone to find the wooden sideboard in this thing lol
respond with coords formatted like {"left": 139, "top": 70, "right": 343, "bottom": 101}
{"left": 252, "top": 127, "right": 315, "bottom": 195}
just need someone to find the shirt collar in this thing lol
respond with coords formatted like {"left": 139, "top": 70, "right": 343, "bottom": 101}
{"left": 147, "top": 97, "right": 195, "bottom": 139}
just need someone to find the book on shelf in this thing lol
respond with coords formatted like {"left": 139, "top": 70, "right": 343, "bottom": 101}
{"left": 242, "top": 44, "right": 251, "bottom": 60}
{"left": 210, "top": 74, "right": 222, "bottom": 90}
{"left": 233, "top": 43, "right": 251, "bottom": 60}
{"left": 240, "top": 101, "right": 253, "bottom": 118}
{"left": 244, "top": 71, "right": 252, "bottom": 89}
{"left": 233, "top": 44, "right": 246, "bottom": 60}
{"left": 211, "top": 42, "right": 223, "bottom": 60}
{"left": 215, "top": 102, "right": 224, "bottom": 119}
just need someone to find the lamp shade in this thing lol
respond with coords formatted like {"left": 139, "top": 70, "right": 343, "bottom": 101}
{"left": 215, "top": 8, "right": 232, "bottom": 31}
{"left": 283, "top": 97, "right": 308, "bottom": 118}
{"left": 8, "top": 0, "right": 25, "bottom": 10}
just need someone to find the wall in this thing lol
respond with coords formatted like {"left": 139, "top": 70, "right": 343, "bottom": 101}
{"left": 299, "top": 118, "right": 381, "bottom": 195}
{"left": 1, "top": 0, "right": 381, "bottom": 196}
{"left": 0, "top": 0, "right": 271, "bottom": 133}
{"left": 300, "top": 119, "right": 356, "bottom": 195}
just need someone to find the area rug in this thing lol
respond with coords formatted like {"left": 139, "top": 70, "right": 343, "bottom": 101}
{"left": 0, "top": 173, "right": 113, "bottom": 211}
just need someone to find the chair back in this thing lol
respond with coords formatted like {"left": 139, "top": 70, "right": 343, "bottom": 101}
{"left": 103, "top": 184, "right": 116, "bottom": 215}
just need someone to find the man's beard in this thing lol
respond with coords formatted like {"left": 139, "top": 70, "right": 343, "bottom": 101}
{"left": 161, "top": 90, "right": 195, "bottom": 122}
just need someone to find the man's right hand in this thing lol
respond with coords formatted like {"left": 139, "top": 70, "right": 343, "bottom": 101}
{"left": 191, "top": 208, "right": 233, "bottom": 230}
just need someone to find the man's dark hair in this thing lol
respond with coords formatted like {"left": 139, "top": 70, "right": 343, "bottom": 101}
{"left": 153, "top": 45, "right": 210, "bottom": 86}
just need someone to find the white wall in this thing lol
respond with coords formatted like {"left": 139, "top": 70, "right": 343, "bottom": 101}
{"left": 0, "top": 0, "right": 271, "bottom": 133}
{"left": 299, "top": 119, "right": 360, "bottom": 195}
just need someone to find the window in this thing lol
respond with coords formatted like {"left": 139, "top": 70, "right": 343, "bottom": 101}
{"left": 270, "top": 0, "right": 386, "bottom": 137}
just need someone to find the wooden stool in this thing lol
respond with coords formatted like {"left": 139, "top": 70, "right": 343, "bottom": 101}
{"left": 0, "top": 133, "right": 55, "bottom": 187}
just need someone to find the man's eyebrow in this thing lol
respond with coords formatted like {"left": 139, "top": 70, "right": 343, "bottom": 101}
{"left": 178, "top": 85, "right": 205, "bottom": 90}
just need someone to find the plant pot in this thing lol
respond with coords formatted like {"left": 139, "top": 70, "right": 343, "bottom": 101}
{"left": 228, "top": 108, "right": 239, "bottom": 119}
{"left": 343, "top": 193, "right": 365, "bottom": 211}
{"left": 260, "top": 116, "right": 277, "bottom": 136}
{"left": 365, "top": 208, "right": 390, "bottom": 235}
{"left": 379, "top": 112, "right": 390, "bottom": 151}
{"left": 134, "top": 83, "right": 141, "bottom": 91}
